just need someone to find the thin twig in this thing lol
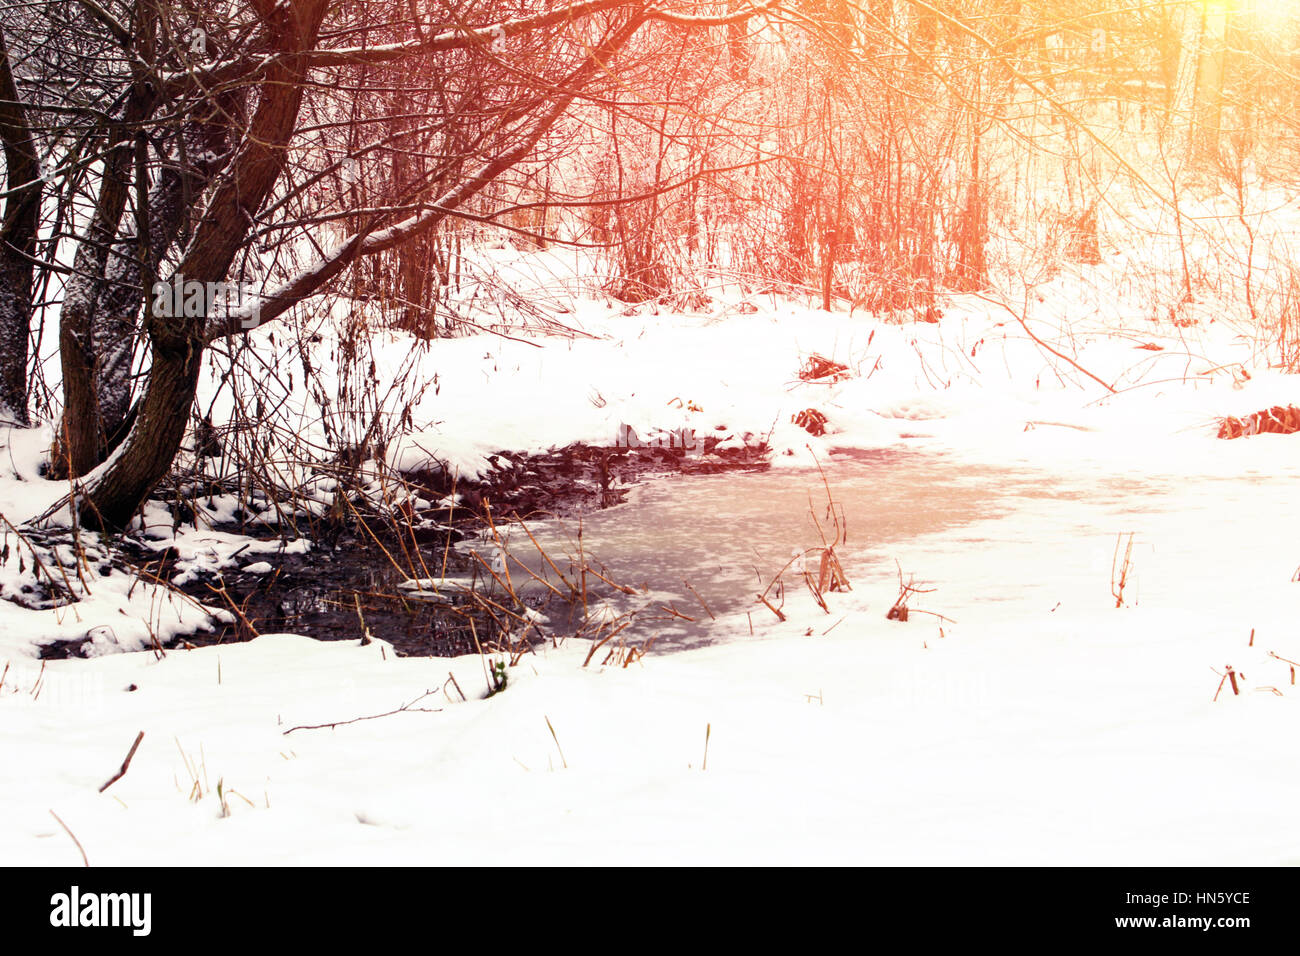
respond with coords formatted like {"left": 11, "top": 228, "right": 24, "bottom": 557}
{"left": 757, "top": 593, "right": 786, "bottom": 622}
{"left": 658, "top": 603, "right": 696, "bottom": 622}
{"left": 584, "top": 565, "right": 637, "bottom": 595}
{"left": 582, "top": 621, "right": 630, "bottom": 666}
{"left": 683, "top": 579, "right": 714, "bottom": 619}
{"left": 98, "top": 730, "right": 145, "bottom": 793}
{"left": 445, "top": 671, "right": 467, "bottom": 702}
{"left": 283, "top": 691, "right": 441, "bottom": 734}
{"left": 972, "top": 292, "right": 1116, "bottom": 394}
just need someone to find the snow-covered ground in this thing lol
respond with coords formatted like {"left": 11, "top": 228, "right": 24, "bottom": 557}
{"left": 5, "top": 226, "right": 1300, "bottom": 864}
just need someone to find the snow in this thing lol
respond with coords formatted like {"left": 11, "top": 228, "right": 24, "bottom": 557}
{"left": 6, "top": 218, "right": 1300, "bottom": 864}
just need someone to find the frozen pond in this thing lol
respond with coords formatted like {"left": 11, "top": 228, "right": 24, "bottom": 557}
{"left": 485, "top": 446, "right": 1300, "bottom": 650}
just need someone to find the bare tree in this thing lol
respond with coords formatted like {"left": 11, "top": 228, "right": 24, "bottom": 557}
{"left": 13, "top": 0, "right": 1298, "bottom": 535}
{"left": 0, "top": 23, "right": 41, "bottom": 423}
{"left": 10, "top": 0, "right": 776, "bottom": 529}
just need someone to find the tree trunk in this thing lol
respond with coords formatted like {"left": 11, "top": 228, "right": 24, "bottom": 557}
{"left": 0, "top": 27, "right": 41, "bottom": 425}
{"left": 73, "top": 0, "right": 331, "bottom": 527}
{"left": 57, "top": 95, "right": 152, "bottom": 476}
{"left": 1192, "top": 2, "right": 1227, "bottom": 163}
{"left": 92, "top": 108, "right": 236, "bottom": 444}
{"left": 952, "top": 123, "right": 987, "bottom": 291}
{"left": 63, "top": 3, "right": 652, "bottom": 529}
{"left": 74, "top": 341, "right": 203, "bottom": 530}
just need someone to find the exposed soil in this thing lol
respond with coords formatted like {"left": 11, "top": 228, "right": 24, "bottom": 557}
{"left": 37, "top": 441, "right": 769, "bottom": 659}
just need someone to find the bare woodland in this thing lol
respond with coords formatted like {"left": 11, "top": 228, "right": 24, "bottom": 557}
{"left": 0, "top": 0, "right": 1296, "bottom": 530}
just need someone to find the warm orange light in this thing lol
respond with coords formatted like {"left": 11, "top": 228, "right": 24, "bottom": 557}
{"left": 1236, "top": 0, "right": 1298, "bottom": 32}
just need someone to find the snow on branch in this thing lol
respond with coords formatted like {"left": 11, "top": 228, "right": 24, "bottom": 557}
{"left": 205, "top": 12, "right": 650, "bottom": 341}
{"left": 308, "top": 0, "right": 779, "bottom": 67}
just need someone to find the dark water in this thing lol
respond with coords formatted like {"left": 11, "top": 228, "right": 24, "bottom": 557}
{"left": 156, "top": 448, "right": 1011, "bottom": 655}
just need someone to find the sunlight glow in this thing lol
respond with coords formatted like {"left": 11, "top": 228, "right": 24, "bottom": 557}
{"left": 1237, "top": 0, "right": 1300, "bottom": 33}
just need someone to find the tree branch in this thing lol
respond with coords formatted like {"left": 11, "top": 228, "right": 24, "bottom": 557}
{"left": 302, "top": 0, "right": 777, "bottom": 67}
{"left": 206, "top": 12, "right": 651, "bottom": 341}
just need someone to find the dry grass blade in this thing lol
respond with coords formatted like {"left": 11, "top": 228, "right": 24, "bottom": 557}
{"left": 887, "top": 561, "right": 950, "bottom": 623}
{"left": 1112, "top": 532, "right": 1135, "bottom": 608}
{"left": 584, "top": 565, "right": 637, "bottom": 595}
{"left": 683, "top": 579, "right": 714, "bottom": 619}
{"left": 206, "top": 579, "right": 261, "bottom": 641}
{"left": 817, "top": 547, "right": 850, "bottom": 593}
{"left": 0, "top": 515, "right": 80, "bottom": 606}
{"left": 755, "top": 452, "right": 852, "bottom": 625}
{"left": 49, "top": 810, "right": 88, "bottom": 867}
{"left": 480, "top": 501, "right": 517, "bottom": 596}
{"left": 544, "top": 715, "right": 567, "bottom": 769}
{"left": 582, "top": 620, "right": 631, "bottom": 666}
{"left": 802, "top": 571, "right": 829, "bottom": 612}
{"left": 510, "top": 516, "right": 578, "bottom": 596}
{"left": 757, "top": 592, "right": 786, "bottom": 622}
{"left": 467, "top": 548, "right": 519, "bottom": 600}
